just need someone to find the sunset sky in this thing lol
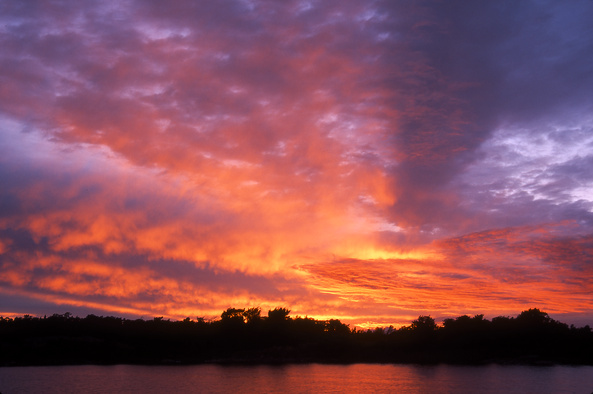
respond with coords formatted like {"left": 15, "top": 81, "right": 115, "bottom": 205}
{"left": 1, "top": 1, "right": 592, "bottom": 328}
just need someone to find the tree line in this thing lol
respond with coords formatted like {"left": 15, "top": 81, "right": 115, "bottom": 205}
{"left": 1, "top": 307, "right": 592, "bottom": 365}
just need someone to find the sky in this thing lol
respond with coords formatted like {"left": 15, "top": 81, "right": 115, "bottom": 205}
{"left": 1, "top": 0, "right": 592, "bottom": 328}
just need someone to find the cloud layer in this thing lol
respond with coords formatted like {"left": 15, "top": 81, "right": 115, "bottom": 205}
{"left": 1, "top": 0, "right": 592, "bottom": 326}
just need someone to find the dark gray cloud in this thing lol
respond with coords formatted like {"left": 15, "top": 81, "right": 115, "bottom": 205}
{"left": 370, "top": 0, "right": 593, "bottom": 235}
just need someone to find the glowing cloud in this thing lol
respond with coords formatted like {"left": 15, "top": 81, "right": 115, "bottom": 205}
{"left": 1, "top": 0, "right": 593, "bottom": 327}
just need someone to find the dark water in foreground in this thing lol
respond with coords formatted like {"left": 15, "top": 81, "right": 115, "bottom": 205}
{"left": 1, "top": 364, "right": 592, "bottom": 393}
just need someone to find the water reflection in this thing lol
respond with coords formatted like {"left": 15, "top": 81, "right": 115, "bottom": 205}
{"left": 1, "top": 364, "right": 592, "bottom": 393}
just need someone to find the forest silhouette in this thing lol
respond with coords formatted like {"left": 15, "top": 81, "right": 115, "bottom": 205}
{"left": 1, "top": 308, "right": 592, "bottom": 366}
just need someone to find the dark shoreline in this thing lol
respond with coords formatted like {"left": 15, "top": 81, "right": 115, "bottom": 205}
{"left": 2, "top": 308, "right": 592, "bottom": 367}
{"left": 1, "top": 358, "right": 589, "bottom": 368}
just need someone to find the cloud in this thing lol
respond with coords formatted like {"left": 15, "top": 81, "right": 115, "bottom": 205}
{"left": 1, "top": 0, "right": 593, "bottom": 326}
{"left": 372, "top": 0, "right": 593, "bottom": 236}
{"left": 297, "top": 223, "right": 593, "bottom": 320}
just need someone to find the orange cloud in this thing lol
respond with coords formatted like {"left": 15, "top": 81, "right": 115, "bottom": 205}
{"left": 1, "top": 1, "right": 593, "bottom": 329}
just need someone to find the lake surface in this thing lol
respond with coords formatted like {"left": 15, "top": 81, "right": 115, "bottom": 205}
{"left": 1, "top": 364, "right": 592, "bottom": 393}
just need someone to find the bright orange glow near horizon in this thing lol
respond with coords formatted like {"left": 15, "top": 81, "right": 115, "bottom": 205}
{"left": 1, "top": 1, "right": 593, "bottom": 329}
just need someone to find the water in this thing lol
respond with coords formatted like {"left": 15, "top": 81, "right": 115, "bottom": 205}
{"left": 1, "top": 364, "right": 592, "bottom": 393}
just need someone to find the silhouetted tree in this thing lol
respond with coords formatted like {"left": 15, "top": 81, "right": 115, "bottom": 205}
{"left": 221, "top": 308, "right": 245, "bottom": 323}
{"left": 409, "top": 315, "right": 437, "bottom": 332}
{"left": 325, "top": 319, "right": 350, "bottom": 335}
{"left": 516, "top": 308, "right": 552, "bottom": 327}
{"left": 267, "top": 307, "right": 290, "bottom": 322}
{"left": 243, "top": 307, "right": 262, "bottom": 324}
{"left": 443, "top": 314, "right": 489, "bottom": 333}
